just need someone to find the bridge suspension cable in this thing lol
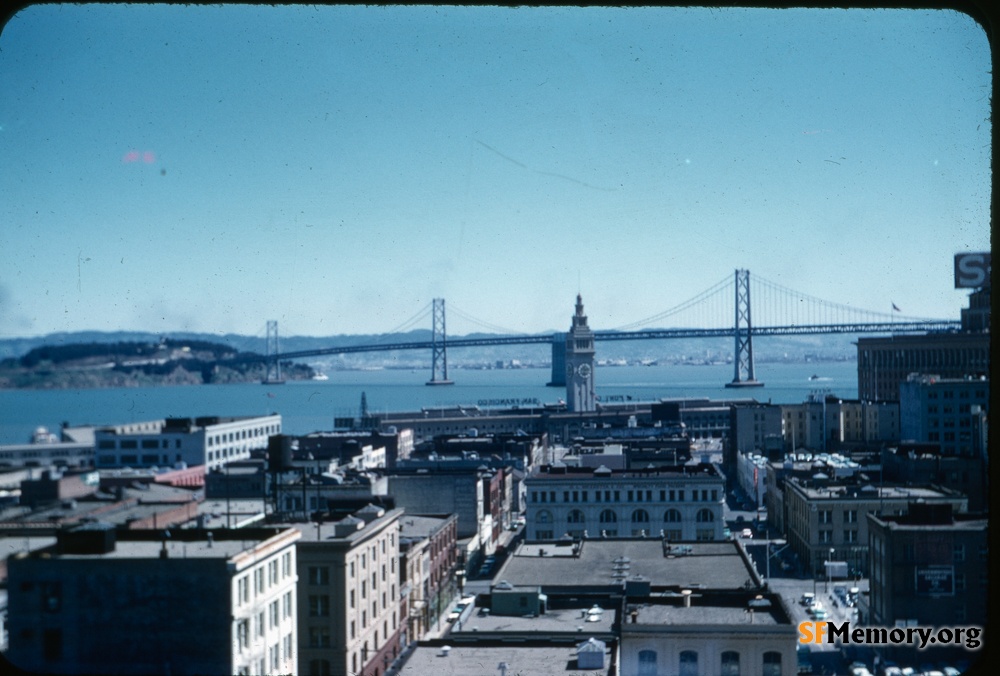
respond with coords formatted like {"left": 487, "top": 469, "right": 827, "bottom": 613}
{"left": 611, "top": 274, "right": 734, "bottom": 332}
{"left": 447, "top": 303, "right": 532, "bottom": 336}
{"left": 750, "top": 273, "right": 939, "bottom": 327}
{"left": 369, "top": 302, "right": 434, "bottom": 342}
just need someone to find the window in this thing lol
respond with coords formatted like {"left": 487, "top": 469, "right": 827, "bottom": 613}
{"left": 309, "top": 595, "right": 330, "bottom": 617}
{"left": 631, "top": 509, "right": 650, "bottom": 523}
{"left": 819, "top": 530, "right": 832, "bottom": 544}
{"left": 535, "top": 510, "right": 552, "bottom": 524}
{"left": 638, "top": 650, "right": 657, "bottom": 676}
{"left": 696, "top": 508, "right": 714, "bottom": 523}
{"left": 256, "top": 612, "right": 265, "bottom": 637}
{"left": 237, "top": 576, "right": 249, "bottom": 605}
{"left": 680, "top": 650, "right": 698, "bottom": 676}
{"left": 270, "top": 600, "right": 279, "bottom": 628}
{"left": 762, "top": 651, "right": 782, "bottom": 676}
{"left": 721, "top": 650, "right": 740, "bottom": 676}
{"left": 599, "top": 509, "right": 617, "bottom": 523}
{"left": 308, "top": 627, "right": 331, "bottom": 648}
{"left": 309, "top": 659, "right": 332, "bottom": 676}
{"left": 567, "top": 509, "right": 585, "bottom": 524}
{"left": 237, "top": 619, "right": 250, "bottom": 651}
{"left": 819, "top": 509, "right": 832, "bottom": 524}
{"left": 309, "top": 566, "right": 329, "bottom": 585}
{"left": 954, "top": 545, "right": 966, "bottom": 562}
{"left": 283, "top": 591, "right": 293, "bottom": 619}
{"left": 269, "top": 560, "right": 279, "bottom": 586}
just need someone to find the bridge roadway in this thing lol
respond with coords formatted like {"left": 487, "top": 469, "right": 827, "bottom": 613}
{"left": 230, "top": 320, "right": 961, "bottom": 364}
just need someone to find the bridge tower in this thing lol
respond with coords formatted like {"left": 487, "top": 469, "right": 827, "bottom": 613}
{"left": 263, "top": 320, "right": 285, "bottom": 384}
{"left": 426, "top": 298, "right": 454, "bottom": 386}
{"left": 726, "top": 269, "right": 763, "bottom": 388}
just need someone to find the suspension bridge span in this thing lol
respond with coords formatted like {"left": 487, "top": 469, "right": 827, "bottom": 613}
{"left": 248, "top": 270, "right": 961, "bottom": 388}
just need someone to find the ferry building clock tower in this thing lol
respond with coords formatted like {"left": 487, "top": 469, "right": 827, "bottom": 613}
{"left": 565, "top": 294, "right": 596, "bottom": 413}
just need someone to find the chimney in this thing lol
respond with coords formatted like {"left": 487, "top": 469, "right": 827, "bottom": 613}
{"left": 682, "top": 589, "right": 692, "bottom": 608}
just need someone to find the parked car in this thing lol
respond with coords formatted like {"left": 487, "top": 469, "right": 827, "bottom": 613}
{"left": 741, "top": 528, "right": 753, "bottom": 539}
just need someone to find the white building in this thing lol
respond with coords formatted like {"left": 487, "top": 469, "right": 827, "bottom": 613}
{"left": 94, "top": 415, "right": 281, "bottom": 470}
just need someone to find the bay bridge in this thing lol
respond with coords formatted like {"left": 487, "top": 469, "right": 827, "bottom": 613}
{"left": 252, "top": 270, "right": 960, "bottom": 388}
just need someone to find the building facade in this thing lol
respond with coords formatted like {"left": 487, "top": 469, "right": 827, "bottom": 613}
{"left": 294, "top": 505, "right": 404, "bottom": 676}
{"left": 898, "top": 374, "right": 989, "bottom": 457}
{"left": 782, "top": 476, "right": 967, "bottom": 576}
{"left": 856, "top": 332, "right": 989, "bottom": 402}
{"left": 94, "top": 415, "right": 282, "bottom": 471}
{"left": 524, "top": 463, "right": 725, "bottom": 541}
{"left": 5, "top": 525, "right": 300, "bottom": 676}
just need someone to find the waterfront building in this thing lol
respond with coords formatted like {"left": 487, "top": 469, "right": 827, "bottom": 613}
{"left": 898, "top": 373, "right": 989, "bottom": 457}
{"left": 782, "top": 474, "right": 967, "bottom": 576}
{"left": 0, "top": 427, "right": 93, "bottom": 469}
{"left": 565, "top": 294, "right": 597, "bottom": 413}
{"left": 524, "top": 463, "right": 725, "bottom": 542}
{"left": 93, "top": 414, "right": 282, "bottom": 471}
{"left": 290, "top": 505, "right": 404, "bottom": 676}
{"left": 5, "top": 525, "right": 300, "bottom": 676}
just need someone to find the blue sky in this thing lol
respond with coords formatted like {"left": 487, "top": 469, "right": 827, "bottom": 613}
{"left": 0, "top": 5, "right": 991, "bottom": 339}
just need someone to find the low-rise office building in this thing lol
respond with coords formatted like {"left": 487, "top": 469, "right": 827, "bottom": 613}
{"left": 291, "top": 505, "right": 404, "bottom": 676}
{"left": 899, "top": 373, "right": 989, "bottom": 457}
{"left": 783, "top": 475, "right": 967, "bottom": 576}
{"left": 868, "top": 504, "right": 988, "bottom": 662}
{"left": 619, "top": 590, "right": 797, "bottom": 676}
{"left": 524, "top": 463, "right": 725, "bottom": 542}
{"left": 93, "top": 415, "right": 281, "bottom": 471}
{"left": 5, "top": 525, "right": 300, "bottom": 676}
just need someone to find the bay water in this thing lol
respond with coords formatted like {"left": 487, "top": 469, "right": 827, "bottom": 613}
{"left": 0, "top": 361, "right": 857, "bottom": 445}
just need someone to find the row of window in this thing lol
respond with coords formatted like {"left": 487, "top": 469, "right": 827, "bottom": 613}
{"left": 560, "top": 528, "right": 717, "bottom": 540}
{"left": 235, "top": 631, "right": 293, "bottom": 675}
{"left": 208, "top": 424, "right": 278, "bottom": 447}
{"left": 536, "top": 508, "right": 717, "bottom": 524}
{"left": 236, "top": 553, "right": 294, "bottom": 606}
{"left": 98, "top": 437, "right": 182, "bottom": 450}
{"left": 529, "top": 488, "right": 720, "bottom": 504}
{"left": 635, "top": 648, "right": 782, "bottom": 676}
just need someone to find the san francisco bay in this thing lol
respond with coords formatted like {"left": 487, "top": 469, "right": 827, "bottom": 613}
{"left": 0, "top": 361, "right": 857, "bottom": 445}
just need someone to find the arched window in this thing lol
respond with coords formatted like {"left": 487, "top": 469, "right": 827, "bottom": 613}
{"left": 696, "top": 508, "right": 714, "bottom": 523}
{"left": 631, "top": 509, "right": 650, "bottom": 523}
{"left": 638, "top": 649, "right": 657, "bottom": 676}
{"left": 721, "top": 650, "right": 740, "bottom": 676}
{"left": 535, "top": 510, "right": 552, "bottom": 524}
{"left": 567, "top": 509, "right": 586, "bottom": 524}
{"left": 599, "top": 509, "right": 617, "bottom": 523}
{"left": 679, "top": 650, "right": 698, "bottom": 676}
{"left": 664, "top": 508, "right": 682, "bottom": 523}
{"left": 762, "top": 651, "right": 782, "bottom": 676}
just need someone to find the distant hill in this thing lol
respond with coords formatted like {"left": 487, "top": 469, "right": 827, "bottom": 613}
{"left": 0, "top": 337, "right": 312, "bottom": 389}
{"left": 0, "top": 329, "right": 858, "bottom": 378}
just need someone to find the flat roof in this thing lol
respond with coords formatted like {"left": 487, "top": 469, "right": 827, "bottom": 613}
{"left": 497, "top": 540, "right": 757, "bottom": 591}
{"left": 632, "top": 598, "right": 787, "bottom": 626}
{"left": 398, "top": 644, "right": 612, "bottom": 676}
{"left": 451, "top": 603, "right": 616, "bottom": 636}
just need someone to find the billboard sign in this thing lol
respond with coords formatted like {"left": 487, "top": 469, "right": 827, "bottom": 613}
{"left": 954, "top": 252, "right": 991, "bottom": 288}
{"left": 915, "top": 565, "right": 954, "bottom": 596}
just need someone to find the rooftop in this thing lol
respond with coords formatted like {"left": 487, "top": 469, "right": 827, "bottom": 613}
{"left": 497, "top": 540, "right": 757, "bottom": 591}
{"left": 398, "top": 643, "right": 613, "bottom": 676}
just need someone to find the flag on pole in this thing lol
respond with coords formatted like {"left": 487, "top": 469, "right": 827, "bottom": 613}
{"left": 891, "top": 303, "right": 901, "bottom": 312}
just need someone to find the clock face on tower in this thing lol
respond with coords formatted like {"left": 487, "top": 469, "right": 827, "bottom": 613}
{"left": 577, "top": 364, "right": 592, "bottom": 378}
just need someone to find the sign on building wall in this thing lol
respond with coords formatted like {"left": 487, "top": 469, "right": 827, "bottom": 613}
{"left": 914, "top": 565, "right": 955, "bottom": 596}
{"left": 954, "top": 253, "right": 991, "bottom": 288}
